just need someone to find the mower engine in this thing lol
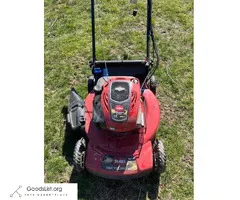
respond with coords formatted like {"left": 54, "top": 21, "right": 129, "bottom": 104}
{"left": 94, "top": 76, "right": 142, "bottom": 133}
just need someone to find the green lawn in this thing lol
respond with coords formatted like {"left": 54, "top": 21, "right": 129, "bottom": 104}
{"left": 44, "top": 0, "right": 193, "bottom": 199}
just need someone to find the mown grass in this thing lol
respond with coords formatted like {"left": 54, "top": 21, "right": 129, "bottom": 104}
{"left": 44, "top": 0, "right": 193, "bottom": 199}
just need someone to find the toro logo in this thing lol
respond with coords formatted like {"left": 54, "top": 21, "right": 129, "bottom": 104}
{"left": 114, "top": 159, "right": 126, "bottom": 164}
{"left": 114, "top": 105, "right": 124, "bottom": 112}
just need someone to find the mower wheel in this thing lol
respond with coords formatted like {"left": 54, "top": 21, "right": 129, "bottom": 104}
{"left": 150, "top": 75, "right": 157, "bottom": 95}
{"left": 73, "top": 137, "right": 86, "bottom": 172}
{"left": 153, "top": 139, "right": 166, "bottom": 174}
{"left": 88, "top": 75, "right": 95, "bottom": 93}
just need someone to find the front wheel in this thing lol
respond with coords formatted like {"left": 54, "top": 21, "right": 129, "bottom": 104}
{"left": 73, "top": 137, "right": 86, "bottom": 172}
{"left": 153, "top": 139, "right": 166, "bottom": 174}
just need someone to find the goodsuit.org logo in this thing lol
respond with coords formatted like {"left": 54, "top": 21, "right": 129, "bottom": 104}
{"left": 10, "top": 185, "right": 22, "bottom": 197}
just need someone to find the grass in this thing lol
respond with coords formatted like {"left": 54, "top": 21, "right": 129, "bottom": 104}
{"left": 44, "top": 0, "right": 193, "bottom": 199}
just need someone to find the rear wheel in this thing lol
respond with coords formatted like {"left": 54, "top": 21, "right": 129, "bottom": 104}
{"left": 149, "top": 75, "right": 157, "bottom": 95}
{"left": 88, "top": 75, "right": 95, "bottom": 93}
{"left": 73, "top": 137, "right": 86, "bottom": 172}
{"left": 153, "top": 139, "right": 166, "bottom": 174}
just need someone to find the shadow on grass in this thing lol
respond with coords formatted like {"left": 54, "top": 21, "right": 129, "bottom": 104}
{"left": 62, "top": 106, "right": 161, "bottom": 200}
{"left": 70, "top": 170, "right": 161, "bottom": 200}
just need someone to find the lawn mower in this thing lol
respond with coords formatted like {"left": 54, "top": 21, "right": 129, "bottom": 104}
{"left": 66, "top": 0, "right": 166, "bottom": 179}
